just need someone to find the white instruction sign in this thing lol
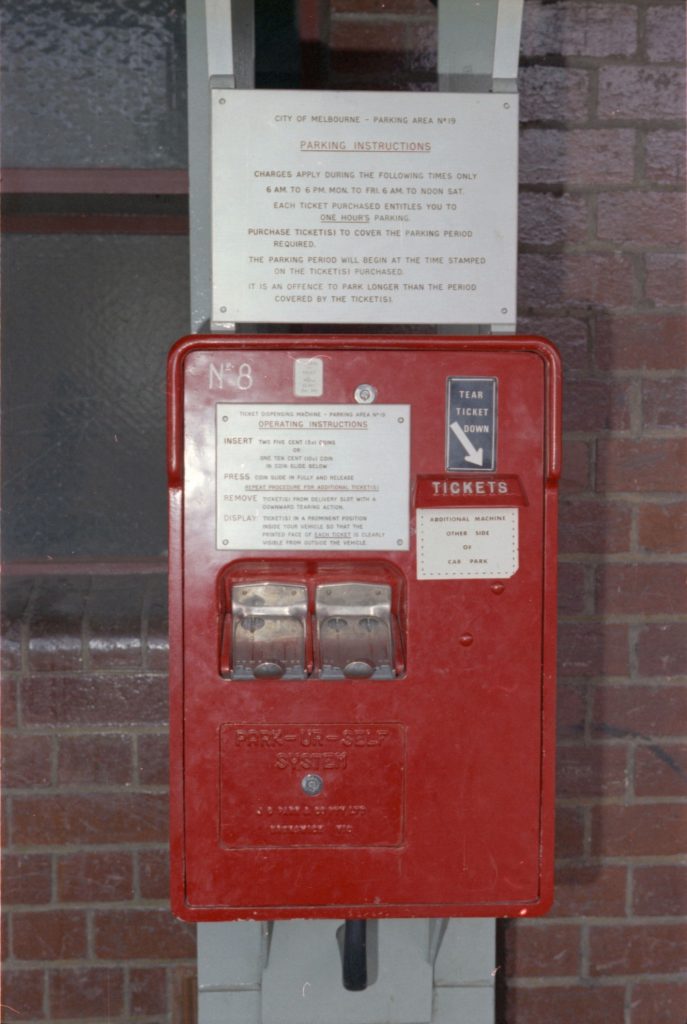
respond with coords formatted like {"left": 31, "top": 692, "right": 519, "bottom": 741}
{"left": 216, "top": 404, "right": 410, "bottom": 551}
{"left": 417, "top": 507, "right": 519, "bottom": 579}
{"left": 212, "top": 90, "right": 517, "bottom": 325}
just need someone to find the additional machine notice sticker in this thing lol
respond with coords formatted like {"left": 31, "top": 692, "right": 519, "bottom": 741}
{"left": 416, "top": 507, "right": 518, "bottom": 579}
{"left": 216, "top": 404, "right": 410, "bottom": 551}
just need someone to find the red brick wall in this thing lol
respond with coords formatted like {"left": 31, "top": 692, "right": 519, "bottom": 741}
{"left": 514, "top": 0, "right": 687, "bottom": 1017}
{"left": 3, "top": 2, "right": 686, "bottom": 1021}
{"left": 2, "top": 575, "right": 195, "bottom": 1021}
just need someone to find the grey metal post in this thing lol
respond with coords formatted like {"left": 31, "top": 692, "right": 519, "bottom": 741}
{"left": 186, "top": 4, "right": 526, "bottom": 1020}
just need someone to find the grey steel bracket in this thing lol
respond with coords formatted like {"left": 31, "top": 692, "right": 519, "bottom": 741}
{"left": 187, "top": 0, "right": 254, "bottom": 333}
{"left": 438, "top": 0, "right": 523, "bottom": 94}
{"left": 191, "top": 0, "right": 524, "bottom": 336}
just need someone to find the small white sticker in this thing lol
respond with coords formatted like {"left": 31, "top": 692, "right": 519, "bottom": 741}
{"left": 294, "top": 358, "right": 323, "bottom": 397}
{"left": 417, "top": 507, "right": 518, "bottom": 579}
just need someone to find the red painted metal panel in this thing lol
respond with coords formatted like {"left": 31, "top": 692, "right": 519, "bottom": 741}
{"left": 168, "top": 334, "right": 560, "bottom": 920}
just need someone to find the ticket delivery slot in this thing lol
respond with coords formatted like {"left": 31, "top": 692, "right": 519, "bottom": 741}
{"left": 219, "top": 564, "right": 404, "bottom": 680}
{"left": 168, "top": 334, "right": 561, "bottom": 921}
{"left": 225, "top": 583, "right": 308, "bottom": 680}
{"left": 316, "top": 583, "right": 395, "bottom": 680}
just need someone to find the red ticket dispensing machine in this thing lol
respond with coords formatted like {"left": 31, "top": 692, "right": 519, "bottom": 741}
{"left": 168, "top": 333, "right": 561, "bottom": 922}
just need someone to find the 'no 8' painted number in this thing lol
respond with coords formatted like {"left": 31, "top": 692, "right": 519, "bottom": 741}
{"left": 237, "top": 363, "right": 253, "bottom": 390}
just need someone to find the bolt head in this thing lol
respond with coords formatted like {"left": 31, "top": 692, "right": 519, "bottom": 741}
{"left": 301, "top": 773, "right": 324, "bottom": 796}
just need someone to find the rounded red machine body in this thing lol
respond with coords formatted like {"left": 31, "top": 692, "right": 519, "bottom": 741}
{"left": 167, "top": 333, "right": 561, "bottom": 921}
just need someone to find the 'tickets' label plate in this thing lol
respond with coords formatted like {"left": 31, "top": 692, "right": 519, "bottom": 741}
{"left": 216, "top": 404, "right": 410, "bottom": 551}
{"left": 219, "top": 723, "right": 405, "bottom": 848}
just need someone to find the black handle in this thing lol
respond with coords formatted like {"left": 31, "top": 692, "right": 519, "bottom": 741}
{"left": 342, "top": 919, "right": 368, "bottom": 991}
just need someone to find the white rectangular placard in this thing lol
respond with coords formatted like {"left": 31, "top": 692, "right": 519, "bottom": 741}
{"left": 216, "top": 404, "right": 410, "bottom": 550}
{"left": 212, "top": 90, "right": 517, "bottom": 325}
{"left": 416, "top": 507, "right": 519, "bottom": 579}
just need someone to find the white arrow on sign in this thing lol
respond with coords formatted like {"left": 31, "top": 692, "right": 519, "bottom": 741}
{"left": 450, "top": 420, "right": 484, "bottom": 466}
